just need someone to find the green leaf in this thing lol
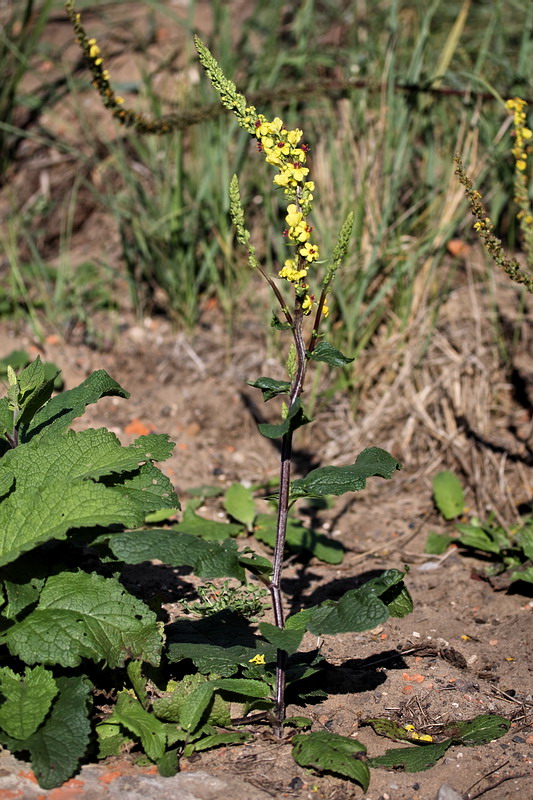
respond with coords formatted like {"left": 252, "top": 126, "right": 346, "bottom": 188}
{"left": 368, "top": 741, "right": 451, "bottom": 772}
{"left": 455, "top": 523, "right": 504, "bottom": 555}
{"left": 167, "top": 611, "right": 274, "bottom": 675}
{"left": 25, "top": 676, "right": 92, "bottom": 789}
{"left": 253, "top": 513, "right": 344, "bottom": 564}
{"left": 0, "top": 666, "right": 58, "bottom": 740}
{"left": 145, "top": 507, "right": 180, "bottom": 523}
{"left": 107, "top": 692, "right": 167, "bottom": 762}
{"left": 109, "top": 530, "right": 246, "bottom": 581}
{"left": 111, "top": 462, "right": 178, "bottom": 514}
{"left": 2, "top": 570, "right": 46, "bottom": 619}
{"left": 224, "top": 483, "right": 256, "bottom": 529}
{"left": 290, "top": 447, "right": 402, "bottom": 499}
{"left": 515, "top": 522, "right": 533, "bottom": 560}
{"left": 175, "top": 506, "right": 243, "bottom": 541}
{"left": 271, "top": 313, "right": 292, "bottom": 331}
{"left": 179, "top": 682, "right": 215, "bottom": 733}
{"left": 211, "top": 678, "right": 271, "bottom": 698}
{"left": 192, "top": 731, "right": 250, "bottom": 751}
{"left": 258, "top": 398, "right": 311, "bottom": 439}
{"left": 307, "top": 342, "right": 354, "bottom": 367}
{"left": 0, "top": 350, "right": 29, "bottom": 374}
{"left": 306, "top": 570, "right": 410, "bottom": 635}
{"left": 425, "top": 531, "right": 453, "bottom": 555}
{"left": 0, "top": 480, "right": 146, "bottom": 568}
{"left": 96, "top": 722, "right": 130, "bottom": 758}
{"left": 285, "top": 716, "right": 313, "bottom": 729}
{"left": 511, "top": 565, "right": 533, "bottom": 584}
{"left": 448, "top": 714, "right": 511, "bottom": 745}
{"left": 258, "top": 622, "right": 305, "bottom": 656}
{"left": 248, "top": 377, "right": 291, "bottom": 402}
{"left": 292, "top": 732, "right": 369, "bottom": 790}
{"left": 5, "top": 572, "right": 162, "bottom": 668}
{"left": 432, "top": 471, "right": 464, "bottom": 519}
{"left": 0, "top": 469, "right": 14, "bottom": 499}
{"left": 127, "top": 660, "right": 149, "bottom": 709}
{"left": 0, "top": 399, "right": 13, "bottom": 439}
{"left": 157, "top": 747, "right": 180, "bottom": 777}
{"left": 24, "top": 369, "right": 129, "bottom": 443}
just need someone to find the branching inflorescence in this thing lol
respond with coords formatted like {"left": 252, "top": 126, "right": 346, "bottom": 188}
{"left": 455, "top": 97, "right": 533, "bottom": 292}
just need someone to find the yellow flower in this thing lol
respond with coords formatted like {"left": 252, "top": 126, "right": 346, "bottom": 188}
{"left": 286, "top": 128, "right": 303, "bottom": 145}
{"left": 300, "top": 242, "right": 319, "bottom": 262}
{"left": 273, "top": 169, "right": 291, "bottom": 187}
{"left": 249, "top": 654, "right": 266, "bottom": 665}
{"left": 285, "top": 204, "right": 303, "bottom": 228}
{"left": 517, "top": 159, "right": 527, "bottom": 171}
{"left": 301, "top": 295, "right": 313, "bottom": 313}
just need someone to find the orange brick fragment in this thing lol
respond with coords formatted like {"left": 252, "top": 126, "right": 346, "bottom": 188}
{"left": 124, "top": 418, "right": 155, "bottom": 436}
{"left": 402, "top": 685, "right": 414, "bottom": 694}
{"left": 48, "top": 779, "right": 85, "bottom": 800}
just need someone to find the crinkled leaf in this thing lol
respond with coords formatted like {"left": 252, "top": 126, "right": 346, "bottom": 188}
{"left": 106, "top": 691, "right": 167, "bottom": 762}
{"left": 5, "top": 572, "right": 162, "bottom": 668}
{"left": 290, "top": 447, "right": 402, "bottom": 499}
{"left": 0, "top": 428, "right": 174, "bottom": 489}
{"left": 432, "top": 471, "right": 464, "bottom": 519}
{"left": 0, "top": 666, "right": 58, "bottom": 740}
{"left": 109, "top": 530, "right": 245, "bottom": 581}
{"left": 292, "top": 732, "right": 369, "bottom": 790}
{"left": 153, "top": 674, "right": 231, "bottom": 727}
{"left": 0, "top": 480, "right": 145, "bottom": 568}
{"left": 254, "top": 513, "right": 344, "bottom": 564}
{"left": 0, "top": 398, "right": 13, "bottom": 438}
{"left": 2, "top": 573, "right": 46, "bottom": 620}
{"left": 211, "top": 678, "right": 271, "bottom": 698}
{"left": 258, "top": 398, "right": 311, "bottom": 439}
{"left": 259, "top": 622, "right": 305, "bottom": 656}
{"left": 307, "top": 342, "right": 354, "bottom": 367}
{"left": 224, "top": 483, "right": 256, "bottom": 529}
{"left": 248, "top": 377, "right": 291, "bottom": 402}
{"left": 111, "top": 462, "right": 178, "bottom": 514}
{"left": 368, "top": 741, "right": 451, "bottom": 772}
{"left": 0, "top": 469, "right": 14, "bottom": 498}
{"left": 24, "top": 369, "right": 129, "bottom": 443}
{"left": 175, "top": 506, "right": 243, "bottom": 541}
{"left": 25, "top": 676, "right": 92, "bottom": 789}
{"left": 179, "top": 682, "right": 215, "bottom": 733}
{"left": 448, "top": 714, "right": 510, "bottom": 745}
{"left": 306, "top": 570, "right": 408, "bottom": 635}
{"left": 383, "top": 582, "right": 413, "bottom": 618}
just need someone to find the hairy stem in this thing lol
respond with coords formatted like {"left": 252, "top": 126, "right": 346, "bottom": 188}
{"left": 270, "top": 305, "right": 307, "bottom": 737}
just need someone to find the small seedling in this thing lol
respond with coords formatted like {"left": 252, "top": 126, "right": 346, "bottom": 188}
{"left": 427, "top": 471, "right": 533, "bottom": 587}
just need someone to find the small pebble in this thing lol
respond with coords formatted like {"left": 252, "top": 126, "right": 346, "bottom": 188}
{"left": 512, "top": 735, "right": 525, "bottom": 743}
